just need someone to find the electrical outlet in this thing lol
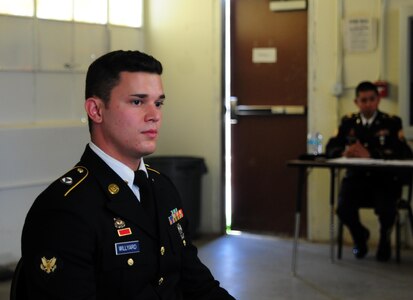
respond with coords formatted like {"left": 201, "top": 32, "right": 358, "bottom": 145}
{"left": 331, "top": 83, "right": 343, "bottom": 96}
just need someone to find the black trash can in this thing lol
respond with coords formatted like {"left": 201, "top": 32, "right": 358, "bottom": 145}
{"left": 144, "top": 156, "right": 207, "bottom": 238}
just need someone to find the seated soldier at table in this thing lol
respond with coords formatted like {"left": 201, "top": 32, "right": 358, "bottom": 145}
{"left": 326, "top": 81, "right": 412, "bottom": 261}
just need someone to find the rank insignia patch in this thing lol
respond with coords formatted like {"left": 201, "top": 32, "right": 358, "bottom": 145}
{"left": 168, "top": 208, "right": 184, "bottom": 225}
{"left": 40, "top": 256, "right": 57, "bottom": 274}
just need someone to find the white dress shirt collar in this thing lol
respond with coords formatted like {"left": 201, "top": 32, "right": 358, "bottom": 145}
{"left": 88, "top": 142, "right": 148, "bottom": 200}
{"left": 360, "top": 111, "right": 377, "bottom": 127}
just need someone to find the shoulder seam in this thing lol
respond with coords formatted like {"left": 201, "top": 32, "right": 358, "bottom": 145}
{"left": 64, "top": 166, "right": 89, "bottom": 197}
{"left": 146, "top": 167, "right": 160, "bottom": 175}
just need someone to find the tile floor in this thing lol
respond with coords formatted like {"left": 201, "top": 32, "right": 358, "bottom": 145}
{"left": 197, "top": 234, "right": 413, "bottom": 300}
{"left": 1, "top": 233, "right": 412, "bottom": 299}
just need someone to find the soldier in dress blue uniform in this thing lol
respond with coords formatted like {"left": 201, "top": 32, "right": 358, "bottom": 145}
{"left": 20, "top": 50, "right": 235, "bottom": 299}
{"left": 326, "top": 81, "right": 413, "bottom": 262}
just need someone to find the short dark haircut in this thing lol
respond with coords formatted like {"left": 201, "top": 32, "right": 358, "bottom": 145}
{"left": 85, "top": 50, "right": 163, "bottom": 103}
{"left": 85, "top": 50, "right": 163, "bottom": 132}
{"left": 355, "top": 81, "right": 378, "bottom": 97}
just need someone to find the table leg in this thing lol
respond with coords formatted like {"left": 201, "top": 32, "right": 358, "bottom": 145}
{"left": 329, "top": 167, "right": 336, "bottom": 262}
{"left": 292, "top": 212, "right": 301, "bottom": 275}
{"left": 292, "top": 167, "right": 305, "bottom": 275}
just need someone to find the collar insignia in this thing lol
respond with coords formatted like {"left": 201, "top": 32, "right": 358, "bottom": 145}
{"left": 108, "top": 183, "right": 120, "bottom": 195}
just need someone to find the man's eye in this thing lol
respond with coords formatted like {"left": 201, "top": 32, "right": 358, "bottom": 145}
{"left": 132, "top": 100, "right": 142, "bottom": 105}
{"left": 155, "top": 101, "right": 165, "bottom": 107}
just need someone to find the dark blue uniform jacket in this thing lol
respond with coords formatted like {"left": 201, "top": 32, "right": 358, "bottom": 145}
{"left": 21, "top": 145, "right": 235, "bottom": 300}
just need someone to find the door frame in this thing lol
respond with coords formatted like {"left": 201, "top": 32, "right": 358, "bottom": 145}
{"left": 221, "top": 0, "right": 308, "bottom": 234}
{"left": 221, "top": 0, "right": 233, "bottom": 233}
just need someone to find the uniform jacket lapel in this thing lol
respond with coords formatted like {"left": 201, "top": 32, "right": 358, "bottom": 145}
{"left": 149, "top": 173, "right": 168, "bottom": 225}
{"left": 148, "top": 170, "right": 180, "bottom": 243}
{"left": 80, "top": 145, "right": 158, "bottom": 239}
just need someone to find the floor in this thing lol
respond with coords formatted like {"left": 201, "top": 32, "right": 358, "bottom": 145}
{"left": 1, "top": 233, "right": 412, "bottom": 299}
{"left": 197, "top": 234, "right": 413, "bottom": 300}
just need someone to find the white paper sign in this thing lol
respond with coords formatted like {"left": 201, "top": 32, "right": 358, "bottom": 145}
{"left": 344, "top": 17, "right": 377, "bottom": 52}
{"left": 252, "top": 48, "right": 277, "bottom": 63}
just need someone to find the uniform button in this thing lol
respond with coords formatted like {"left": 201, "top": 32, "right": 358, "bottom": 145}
{"left": 158, "top": 277, "right": 164, "bottom": 285}
{"left": 160, "top": 246, "right": 165, "bottom": 256}
{"left": 127, "top": 258, "right": 134, "bottom": 266}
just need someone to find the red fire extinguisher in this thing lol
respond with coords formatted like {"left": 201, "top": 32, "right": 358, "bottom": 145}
{"left": 374, "top": 80, "right": 389, "bottom": 98}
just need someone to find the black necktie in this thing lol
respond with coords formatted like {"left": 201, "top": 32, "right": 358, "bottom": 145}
{"left": 134, "top": 170, "right": 158, "bottom": 235}
{"left": 133, "top": 170, "right": 152, "bottom": 208}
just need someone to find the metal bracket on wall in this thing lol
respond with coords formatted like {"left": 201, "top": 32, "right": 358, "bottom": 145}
{"left": 230, "top": 96, "right": 306, "bottom": 124}
{"left": 269, "top": 0, "right": 307, "bottom": 12}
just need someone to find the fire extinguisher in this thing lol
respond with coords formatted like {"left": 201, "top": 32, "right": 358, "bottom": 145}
{"left": 374, "top": 80, "right": 389, "bottom": 98}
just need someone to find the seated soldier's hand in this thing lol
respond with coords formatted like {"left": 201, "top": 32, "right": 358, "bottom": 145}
{"left": 343, "top": 141, "right": 371, "bottom": 158}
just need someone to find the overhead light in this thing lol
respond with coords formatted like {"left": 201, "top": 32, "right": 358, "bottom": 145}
{"left": 269, "top": 0, "right": 307, "bottom": 12}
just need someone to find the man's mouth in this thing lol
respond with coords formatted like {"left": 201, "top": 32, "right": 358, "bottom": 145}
{"left": 142, "top": 129, "right": 158, "bottom": 138}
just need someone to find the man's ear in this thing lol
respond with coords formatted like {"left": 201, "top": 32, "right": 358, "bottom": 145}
{"left": 85, "top": 97, "right": 104, "bottom": 124}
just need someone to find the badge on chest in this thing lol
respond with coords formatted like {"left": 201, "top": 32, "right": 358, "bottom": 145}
{"left": 112, "top": 217, "right": 139, "bottom": 255}
{"left": 113, "top": 218, "right": 133, "bottom": 237}
{"left": 168, "top": 208, "right": 184, "bottom": 225}
{"left": 115, "top": 240, "right": 140, "bottom": 255}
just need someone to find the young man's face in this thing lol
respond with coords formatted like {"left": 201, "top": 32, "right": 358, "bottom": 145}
{"left": 95, "top": 71, "right": 165, "bottom": 168}
{"left": 354, "top": 90, "right": 380, "bottom": 119}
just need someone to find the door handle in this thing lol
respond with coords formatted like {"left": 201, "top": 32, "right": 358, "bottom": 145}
{"left": 230, "top": 96, "right": 306, "bottom": 123}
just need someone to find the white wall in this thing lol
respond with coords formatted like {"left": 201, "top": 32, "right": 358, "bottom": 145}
{"left": 0, "top": 16, "right": 144, "bottom": 264}
{"left": 0, "top": 124, "right": 88, "bottom": 263}
{"left": 144, "top": 0, "right": 223, "bottom": 233}
{"left": 308, "top": 0, "right": 413, "bottom": 245}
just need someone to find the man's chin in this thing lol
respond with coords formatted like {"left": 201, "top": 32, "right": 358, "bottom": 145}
{"left": 140, "top": 147, "right": 157, "bottom": 157}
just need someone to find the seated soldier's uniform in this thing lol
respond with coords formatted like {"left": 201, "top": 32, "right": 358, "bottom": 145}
{"left": 326, "top": 110, "right": 412, "bottom": 261}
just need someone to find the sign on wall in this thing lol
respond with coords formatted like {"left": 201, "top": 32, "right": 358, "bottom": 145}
{"left": 343, "top": 17, "right": 377, "bottom": 53}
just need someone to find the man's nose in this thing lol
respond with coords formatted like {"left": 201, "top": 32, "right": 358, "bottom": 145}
{"left": 144, "top": 104, "right": 161, "bottom": 122}
{"left": 367, "top": 102, "right": 375, "bottom": 109}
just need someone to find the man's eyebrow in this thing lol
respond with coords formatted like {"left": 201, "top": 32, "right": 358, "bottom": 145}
{"left": 130, "top": 94, "right": 166, "bottom": 99}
